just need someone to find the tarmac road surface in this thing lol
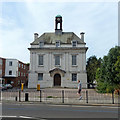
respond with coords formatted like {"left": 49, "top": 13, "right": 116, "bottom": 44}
{"left": 2, "top": 102, "right": 119, "bottom": 120}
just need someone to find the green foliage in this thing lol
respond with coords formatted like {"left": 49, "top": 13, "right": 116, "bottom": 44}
{"left": 86, "top": 56, "right": 101, "bottom": 85}
{"left": 114, "top": 56, "right": 120, "bottom": 82}
{"left": 47, "top": 96, "right": 53, "bottom": 98}
{"left": 95, "top": 46, "right": 120, "bottom": 93}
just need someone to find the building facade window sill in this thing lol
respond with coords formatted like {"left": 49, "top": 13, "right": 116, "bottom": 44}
{"left": 55, "top": 65, "right": 61, "bottom": 67}
{"left": 72, "top": 65, "right": 78, "bottom": 67}
{"left": 38, "top": 65, "right": 44, "bottom": 67}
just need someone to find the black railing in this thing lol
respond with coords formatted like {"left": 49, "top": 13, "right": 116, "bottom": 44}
{"left": 1, "top": 89, "right": 119, "bottom": 104}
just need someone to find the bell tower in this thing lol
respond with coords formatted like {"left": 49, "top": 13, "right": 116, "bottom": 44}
{"left": 55, "top": 15, "right": 62, "bottom": 34}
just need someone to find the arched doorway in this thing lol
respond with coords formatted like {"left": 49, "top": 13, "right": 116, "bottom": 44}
{"left": 54, "top": 74, "right": 61, "bottom": 86}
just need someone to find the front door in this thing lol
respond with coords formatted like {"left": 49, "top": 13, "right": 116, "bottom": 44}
{"left": 54, "top": 74, "right": 61, "bottom": 86}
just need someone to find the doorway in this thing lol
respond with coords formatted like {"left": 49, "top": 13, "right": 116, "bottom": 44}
{"left": 54, "top": 74, "right": 61, "bottom": 86}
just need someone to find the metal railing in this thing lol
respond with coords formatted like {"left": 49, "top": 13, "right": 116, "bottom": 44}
{"left": 1, "top": 89, "right": 119, "bottom": 104}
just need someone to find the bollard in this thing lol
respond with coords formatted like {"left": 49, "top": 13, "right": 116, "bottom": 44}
{"left": 37, "top": 84, "right": 40, "bottom": 91}
{"left": 19, "top": 90, "right": 21, "bottom": 102}
{"left": 62, "top": 90, "right": 64, "bottom": 103}
{"left": 15, "top": 96, "right": 17, "bottom": 101}
{"left": 86, "top": 90, "right": 88, "bottom": 103}
{"left": 112, "top": 90, "right": 114, "bottom": 104}
{"left": 21, "top": 83, "right": 24, "bottom": 91}
{"left": 25, "top": 93, "right": 29, "bottom": 101}
{"left": 40, "top": 90, "right": 42, "bottom": 102}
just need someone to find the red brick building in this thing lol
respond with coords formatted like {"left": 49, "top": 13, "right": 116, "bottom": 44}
{"left": 0, "top": 58, "right": 29, "bottom": 87}
{"left": 0, "top": 57, "right": 6, "bottom": 84}
{"left": 17, "top": 61, "right": 29, "bottom": 87}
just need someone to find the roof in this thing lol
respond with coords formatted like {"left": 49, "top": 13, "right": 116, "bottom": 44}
{"left": 56, "top": 15, "right": 62, "bottom": 17}
{"left": 31, "top": 32, "right": 85, "bottom": 45}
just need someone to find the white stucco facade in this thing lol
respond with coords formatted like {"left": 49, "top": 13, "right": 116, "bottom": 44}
{"left": 28, "top": 16, "right": 88, "bottom": 88}
{"left": 5, "top": 59, "right": 18, "bottom": 77}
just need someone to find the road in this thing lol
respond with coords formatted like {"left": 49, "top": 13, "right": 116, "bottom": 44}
{"left": 1, "top": 102, "right": 119, "bottom": 120}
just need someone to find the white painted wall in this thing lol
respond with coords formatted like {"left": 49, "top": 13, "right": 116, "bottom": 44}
{"left": 28, "top": 47, "right": 87, "bottom": 88}
{"left": 5, "top": 59, "right": 18, "bottom": 77}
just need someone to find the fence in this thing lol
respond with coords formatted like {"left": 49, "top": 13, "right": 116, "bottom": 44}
{"left": 1, "top": 89, "right": 119, "bottom": 104}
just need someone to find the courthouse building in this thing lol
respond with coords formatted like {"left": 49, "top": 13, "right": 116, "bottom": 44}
{"left": 28, "top": 15, "right": 88, "bottom": 88}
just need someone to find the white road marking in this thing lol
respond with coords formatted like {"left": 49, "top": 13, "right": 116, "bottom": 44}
{"left": 1, "top": 115, "right": 34, "bottom": 119}
{"left": 1, "top": 116, "right": 17, "bottom": 117}
{"left": 19, "top": 116, "right": 33, "bottom": 119}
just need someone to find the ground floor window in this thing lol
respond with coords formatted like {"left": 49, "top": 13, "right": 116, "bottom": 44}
{"left": 9, "top": 70, "right": 12, "bottom": 75}
{"left": 72, "top": 73, "right": 77, "bottom": 81}
{"left": 38, "top": 73, "right": 43, "bottom": 81}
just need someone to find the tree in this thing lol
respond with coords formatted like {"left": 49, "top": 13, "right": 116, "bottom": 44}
{"left": 86, "top": 56, "right": 101, "bottom": 88}
{"left": 96, "top": 46, "right": 120, "bottom": 93}
{"left": 114, "top": 56, "right": 120, "bottom": 89}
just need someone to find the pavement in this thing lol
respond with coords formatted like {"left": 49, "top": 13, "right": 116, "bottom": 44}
{"left": 1, "top": 88, "right": 120, "bottom": 106}
{"left": 1, "top": 101, "right": 119, "bottom": 108}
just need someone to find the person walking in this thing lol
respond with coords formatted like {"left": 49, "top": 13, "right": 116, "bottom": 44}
{"left": 77, "top": 80, "right": 82, "bottom": 100}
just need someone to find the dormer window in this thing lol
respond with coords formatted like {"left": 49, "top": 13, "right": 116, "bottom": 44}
{"left": 39, "top": 41, "right": 44, "bottom": 48}
{"left": 56, "top": 41, "right": 60, "bottom": 47}
{"left": 72, "top": 40, "right": 77, "bottom": 47}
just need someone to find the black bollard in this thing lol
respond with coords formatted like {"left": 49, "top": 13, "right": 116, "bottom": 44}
{"left": 40, "top": 90, "right": 42, "bottom": 102}
{"left": 112, "top": 90, "right": 114, "bottom": 104}
{"left": 25, "top": 93, "right": 29, "bottom": 101}
{"left": 86, "top": 90, "right": 88, "bottom": 103}
{"left": 62, "top": 90, "right": 64, "bottom": 103}
{"left": 15, "top": 96, "right": 17, "bottom": 101}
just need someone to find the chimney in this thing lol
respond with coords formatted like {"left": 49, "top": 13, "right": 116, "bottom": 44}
{"left": 80, "top": 32, "right": 85, "bottom": 41}
{"left": 34, "top": 33, "right": 39, "bottom": 40}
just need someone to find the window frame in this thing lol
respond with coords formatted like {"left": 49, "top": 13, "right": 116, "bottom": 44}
{"left": 55, "top": 55, "right": 60, "bottom": 66}
{"left": 72, "top": 40, "right": 77, "bottom": 47}
{"left": 19, "top": 63, "right": 21, "bottom": 68}
{"left": 38, "top": 73, "right": 43, "bottom": 81}
{"left": 9, "top": 70, "right": 12, "bottom": 75}
{"left": 56, "top": 41, "right": 60, "bottom": 47}
{"left": 38, "top": 55, "right": 44, "bottom": 66}
{"left": 72, "top": 55, "right": 77, "bottom": 66}
{"left": 9, "top": 61, "right": 12, "bottom": 66}
{"left": 72, "top": 73, "right": 77, "bottom": 81}
{"left": 39, "top": 41, "right": 44, "bottom": 48}
{"left": 18, "top": 72, "right": 20, "bottom": 76}
{"left": 22, "top": 64, "right": 23, "bottom": 68}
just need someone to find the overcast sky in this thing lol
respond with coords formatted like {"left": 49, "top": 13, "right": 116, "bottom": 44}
{"left": 0, "top": 0, "right": 118, "bottom": 63}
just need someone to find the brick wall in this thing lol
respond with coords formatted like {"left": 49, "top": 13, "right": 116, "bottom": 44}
{"left": 2, "top": 58, "right": 6, "bottom": 77}
{"left": 0, "top": 57, "right": 6, "bottom": 78}
{"left": 17, "top": 61, "right": 29, "bottom": 87}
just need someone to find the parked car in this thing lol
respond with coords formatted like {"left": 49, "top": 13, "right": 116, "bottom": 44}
{"left": 5, "top": 84, "right": 13, "bottom": 89}
{"left": 0, "top": 84, "right": 7, "bottom": 91}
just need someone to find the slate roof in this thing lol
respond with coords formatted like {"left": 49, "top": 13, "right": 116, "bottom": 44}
{"left": 31, "top": 32, "right": 86, "bottom": 45}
